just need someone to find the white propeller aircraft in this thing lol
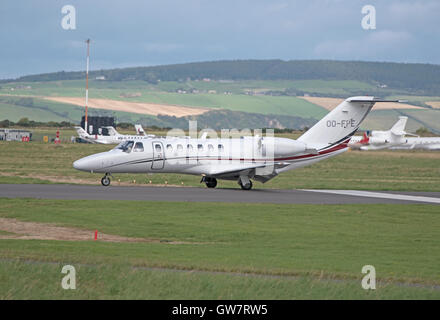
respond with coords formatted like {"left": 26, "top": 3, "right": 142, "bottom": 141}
{"left": 349, "top": 116, "right": 440, "bottom": 150}
{"left": 75, "top": 125, "right": 152, "bottom": 145}
{"left": 73, "top": 96, "right": 404, "bottom": 189}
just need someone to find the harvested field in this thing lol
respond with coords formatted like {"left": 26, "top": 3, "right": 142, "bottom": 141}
{"left": 301, "top": 97, "right": 424, "bottom": 111}
{"left": 43, "top": 96, "right": 210, "bottom": 117}
{"left": 426, "top": 101, "right": 440, "bottom": 109}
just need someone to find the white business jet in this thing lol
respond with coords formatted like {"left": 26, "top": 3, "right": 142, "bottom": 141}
{"left": 349, "top": 116, "right": 410, "bottom": 150}
{"left": 73, "top": 96, "right": 404, "bottom": 190}
{"left": 349, "top": 116, "right": 440, "bottom": 150}
{"left": 75, "top": 125, "right": 152, "bottom": 145}
{"left": 106, "top": 124, "right": 153, "bottom": 137}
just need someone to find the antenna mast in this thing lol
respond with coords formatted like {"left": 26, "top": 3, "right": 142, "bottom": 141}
{"left": 84, "top": 39, "right": 90, "bottom": 133}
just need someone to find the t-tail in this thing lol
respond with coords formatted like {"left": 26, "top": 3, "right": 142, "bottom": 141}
{"left": 134, "top": 124, "right": 145, "bottom": 135}
{"left": 390, "top": 116, "right": 408, "bottom": 136}
{"left": 103, "top": 126, "right": 120, "bottom": 136}
{"left": 298, "top": 97, "right": 406, "bottom": 151}
{"left": 74, "top": 126, "right": 90, "bottom": 139}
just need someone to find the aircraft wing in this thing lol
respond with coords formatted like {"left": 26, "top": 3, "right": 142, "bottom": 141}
{"left": 199, "top": 163, "right": 265, "bottom": 177}
{"left": 200, "top": 162, "right": 291, "bottom": 182}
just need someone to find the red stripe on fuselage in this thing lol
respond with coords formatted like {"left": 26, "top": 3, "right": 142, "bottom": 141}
{"left": 172, "top": 138, "right": 350, "bottom": 163}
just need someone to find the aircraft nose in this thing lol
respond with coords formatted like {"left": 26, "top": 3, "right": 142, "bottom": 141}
{"left": 73, "top": 158, "right": 91, "bottom": 171}
{"left": 73, "top": 153, "right": 110, "bottom": 172}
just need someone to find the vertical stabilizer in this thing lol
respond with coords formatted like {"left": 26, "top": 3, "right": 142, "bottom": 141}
{"left": 298, "top": 97, "right": 405, "bottom": 150}
{"left": 390, "top": 116, "right": 408, "bottom": 136}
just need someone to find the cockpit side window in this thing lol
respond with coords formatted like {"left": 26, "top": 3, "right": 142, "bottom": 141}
{"left": 133, "top": 142, "right": 144, "bottom": 152}
{"left": 117, "top": 141, "right": 134, "bottom": 153}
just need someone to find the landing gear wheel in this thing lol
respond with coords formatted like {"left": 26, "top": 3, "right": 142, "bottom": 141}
{"left": 205, "top": 178, "right": 217, "bottom": 188}
{"left": 239, "top": 180, "right": 252, "bottom": 190}
{"left": 101, "top": 175, "right": 111, "bottom": 186}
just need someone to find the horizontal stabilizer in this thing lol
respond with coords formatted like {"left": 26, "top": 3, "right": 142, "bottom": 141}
{"left": 347, "top": 97, "right": 407, "bottom": 103}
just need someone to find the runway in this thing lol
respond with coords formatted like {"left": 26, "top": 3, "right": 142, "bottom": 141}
{"left": 1, "top": 184, "right": 439, "bottom": 204}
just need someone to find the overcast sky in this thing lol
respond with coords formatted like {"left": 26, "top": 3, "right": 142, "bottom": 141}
{"left": 0, "top": 0, "right": 439, "bottom": 79}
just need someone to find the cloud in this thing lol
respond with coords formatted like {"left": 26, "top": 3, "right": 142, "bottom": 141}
{"left": 142, "top": 43, "right": 184, "bottom": 53}
{"left": 313, "top": 30, "right": 413, "bottom": 60}
{"left": 1, "top": 0, "right": 439, "bottom": 78}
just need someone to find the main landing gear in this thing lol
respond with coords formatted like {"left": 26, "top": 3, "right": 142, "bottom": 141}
{"left": 101, "top": 173, "right": 112, "bottom": 186}
{"left": 200, "top": 176, "right": 253, "bottom": 190}
{"left": 238, "top": 176, "right": 253, "bottom": 190}
{"left": 201, "top": 176, "right": 217, "bottom": 188}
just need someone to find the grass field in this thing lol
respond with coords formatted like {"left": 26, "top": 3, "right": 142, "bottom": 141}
{"left": 0, "top": 101, "right": 69, "bottom": 123}
{"left": 363, "top": 109, "right": 440, "bottom": 134}
{"left": 0, "top": 79, "right": 378, "bottom": 97}
{"left": 2, "top": 79, "right": 440, "bottom": 132}
{"left": 0, "top": 96, "right": 157, "bottom": 124}
{"left": 2, "top": 76, "right": 439, "bottom": 301}
{"left": 1, "top": 90, "right": 328, "bottom": 119}
{"left": 1, "top": 137, "right": 439, "bottom": 191}
{"left": 0, "top": 198, "right": 439, "bottom": 299}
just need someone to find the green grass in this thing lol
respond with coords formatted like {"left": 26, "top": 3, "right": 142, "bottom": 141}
{"left": 0, "top": 95, "right": 158, "bottom": 124}
{"left": 0, "top": 176, "right": 53, "bottom": 184}
{"left": 0, "top": 79, "right": 331, "bottom": 119}
{"left": 0, "top": 230, "right": 16, "bottom": 236}
{"left": 0, "top": 198, "right": 439, "bottom": 299}
{"left": 387, "top": 95, "right": 440, "bottom": 103}
{"left": 1, "top": 79, "right": 377, "bottom": 97}
{"left": 3, "top": 79, "right": 440, "bottom": 132}
{"left": 0, "top": 102, "right": 69, "bottom": 122}
{"left": 402, "top": 109, "right": 440, "bottom": 133}
{"left": 1, "top": 260, "right": 438, "bottom": 299}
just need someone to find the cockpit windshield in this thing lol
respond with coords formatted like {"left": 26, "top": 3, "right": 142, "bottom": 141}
{"left": 115, "top": 140, "right": 134, "bottom": 153}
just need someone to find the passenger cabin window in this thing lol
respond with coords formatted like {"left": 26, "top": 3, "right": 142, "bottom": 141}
{"left": 133, "top": 142, "right": 144, "bottom": 152}
{"left": 166, "top": 144, "right": 173, "bottom": 151}
{"left": 218, "top": 144, "right": 224, "bottom": 152}
{"left": 197, "top": 144, "right": 203, "bottom": 151}
{"left": 155, "top": 144, "right": 162, "bottom": 152}
{"left": 177, "top": 144, "right": 183, "bottom": 151}
{"left": 187, "top": 144, "right": 193, "bottom": 151}
{"left": 208, "top": 144, "right": 214, "bottom": 151}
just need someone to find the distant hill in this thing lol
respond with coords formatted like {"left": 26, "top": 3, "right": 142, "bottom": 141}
{"left": 5, "top": 60, "right": 440, "bottom": 96}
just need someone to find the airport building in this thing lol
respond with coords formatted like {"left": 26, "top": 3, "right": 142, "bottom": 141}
{"left": 80, "top": 116, "right": 115, "bottom": 135}
{"left": 0, "top": 128, "right": 32, "bottom": 141}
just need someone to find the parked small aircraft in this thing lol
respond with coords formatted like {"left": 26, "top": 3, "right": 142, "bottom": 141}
{"left": 349, "top": 116, "right": 440, "bottom": 150}
{"left": 75, "top": 125, "right": 152, "bottom": 144}
{"left": 73, "top": 96, "right": 404, "bottom": 189}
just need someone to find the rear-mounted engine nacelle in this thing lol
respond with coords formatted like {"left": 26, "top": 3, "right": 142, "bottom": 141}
{"left": 262, "top": 137, "right": 307, "bottom": 157}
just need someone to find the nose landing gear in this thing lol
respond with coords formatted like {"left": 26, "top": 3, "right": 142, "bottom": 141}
{"left": 101, "top": 173, "right": 112, "bottom": 186}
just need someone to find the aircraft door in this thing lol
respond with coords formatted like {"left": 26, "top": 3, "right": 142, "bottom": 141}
{"left": 151, "top": 142, "right": 165, "bottom": 170}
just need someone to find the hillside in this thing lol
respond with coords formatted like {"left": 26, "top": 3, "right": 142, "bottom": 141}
{"left": 5, "top": 60, "right": 440, "bottom": 96}
{"left": 1, "top": 60, "right": 440, "bottom": 132}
